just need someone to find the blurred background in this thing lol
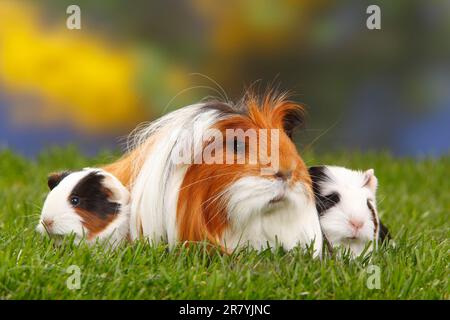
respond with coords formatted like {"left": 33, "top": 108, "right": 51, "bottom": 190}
{"left": 0, "top": 0, "right": 449, "bottom": 158}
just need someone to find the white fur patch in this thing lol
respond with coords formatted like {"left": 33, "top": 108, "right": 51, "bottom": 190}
{"left": 223, "top": 176, "right": 322, "bottom": 256}
{"left": 318, "top": 166, "right": 379, "bottom": 256}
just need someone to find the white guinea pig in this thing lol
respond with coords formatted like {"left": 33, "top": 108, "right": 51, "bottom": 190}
{"left": 36, "top": 168, "right": 130, "bottom": 247}
{"left": 308, "top": 166, "right": 390, "bottom": 257}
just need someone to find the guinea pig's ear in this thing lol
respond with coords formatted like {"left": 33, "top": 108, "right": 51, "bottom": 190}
{"left": 363, "top": 169, "right": 378, "bottom": 192}
{"left": 47, "top": 171, "right": 71, "bottom": 190}
{"left": 98, "top": 171, "right": 130, "bottom": 204}
{"left": 282, "top": 107, "right": 305, "bottom": 139}
{"left": 273, "top": 101, "right": 305, "bottom": 139}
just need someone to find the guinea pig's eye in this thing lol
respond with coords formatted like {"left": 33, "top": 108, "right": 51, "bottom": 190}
{"left": 70, "top": 196, "right": 80, "bottom": 207}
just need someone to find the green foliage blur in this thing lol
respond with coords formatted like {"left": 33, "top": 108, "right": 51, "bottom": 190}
{"left": 1, "top": 0, "right": 449, "bottom": 156}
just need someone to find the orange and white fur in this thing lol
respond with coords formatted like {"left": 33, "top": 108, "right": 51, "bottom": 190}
{"left": 104, "top": 93, "right": 323, "bottom": 256}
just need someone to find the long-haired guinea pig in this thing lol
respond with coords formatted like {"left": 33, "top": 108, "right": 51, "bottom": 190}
{"left": 106, "top": 91, "right": 323, "bottom": 256}
{"left": 36, "top": 168, "right": 130, "bottom": 247}
{"left": 308, "top": 166, "right": 390, "bottom": 257}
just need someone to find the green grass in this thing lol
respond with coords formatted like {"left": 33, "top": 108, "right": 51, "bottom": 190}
{"left": 0, "top": 147, "right": 448, "bottom": 299}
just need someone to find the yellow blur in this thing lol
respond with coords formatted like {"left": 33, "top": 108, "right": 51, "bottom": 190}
{"left": 0, "top": 1, "right": 142, "bottom": 132}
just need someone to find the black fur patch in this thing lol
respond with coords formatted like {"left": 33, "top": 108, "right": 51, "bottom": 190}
{"left": 378, "top": 221, "right": 391, "bottom": 242}
{"left": 308, "top": 166, "right": 341, "bottom": 215}
{"left": 48, "top": 171, "right": 72, "bottom": 190}
{"left": 69, "top": 171, "right": 120, "bottom": 220}
{"left": 282, "top": 108, "right": 305, "bottom": 139}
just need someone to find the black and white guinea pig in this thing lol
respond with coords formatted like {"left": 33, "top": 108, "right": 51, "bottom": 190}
{"left": 36, "top": 168, "right": 130, "bottom": 247}
{"left": 308, "top": 166, "right": 390, "bottom": 257}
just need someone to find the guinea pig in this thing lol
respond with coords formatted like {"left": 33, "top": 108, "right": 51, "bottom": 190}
{"left": 106, "top": 91, "right": 323, "bottom": 256}
{"left": 36, "top": 168, "right": 130, "bottom": 247}
{"left": 308, "top": 165, "right": 390, "bottom": 257}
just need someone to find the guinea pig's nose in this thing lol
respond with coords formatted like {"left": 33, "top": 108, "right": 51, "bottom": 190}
{"left": 349, "top": 219, "right": 364, "bottom": 230}
{"left": 274, "top": 170, "right": 292, "bottom": 181}
{"left": 42, "top": 218, "right": 54, "bottom": 231}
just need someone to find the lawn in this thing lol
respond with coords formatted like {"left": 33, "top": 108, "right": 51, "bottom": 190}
{"left": 0, "top": 147, "right": 448, "bottom": 299}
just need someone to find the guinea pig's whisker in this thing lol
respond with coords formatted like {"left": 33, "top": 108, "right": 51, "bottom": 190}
{"left": 161, "top": 85, "right": 225, "bottom": 116}
{"left": 316, "top": 196, "right": 339, "bottom": 209}
{"left": 178, "top": 170, "right": 237, "bottom": 191}
{"left": 307, "top": 173, "right": 333, "bottom": 181}
{"left": 190, "top": 73, "right": 230, "bottom": 103}
{"left": 23, "top": 213, "right": 41, "bottom": 218}
{"left": 41, "top": 220, "right": 52, "bottom": 237}
{"left": 202, "top": 188, "right": 229, "bottom": 211}
{"left": 202, "top": 174, "right": 245, "bottom": 213}
{"left": 203, "top": 186, "right": 240, "bottom": 227}
{"left": 32, "top": 203, "right": 43, "bottom": 210}
{"left": 303, "top": 118, "right": 342, "bottom": 152}
{"left": 205, "top": 204, "right": 228, "bottom": 228}
{"left": 315, "top": 198, "right": 339, "bottom": 215}
{"left": 376, "top": 195, "right": 385, "bottom": 204}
